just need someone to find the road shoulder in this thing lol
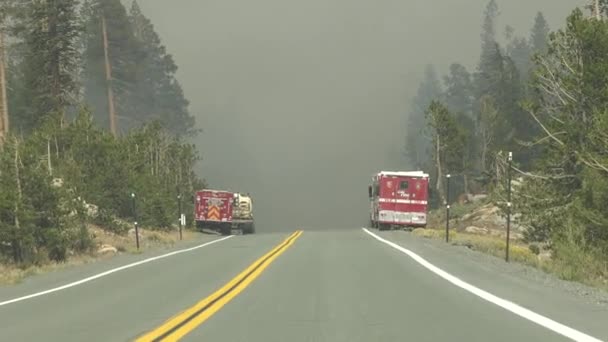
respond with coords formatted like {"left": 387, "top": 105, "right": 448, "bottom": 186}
{"left": 369, "top": 229, "right": 608, "bottom": 341}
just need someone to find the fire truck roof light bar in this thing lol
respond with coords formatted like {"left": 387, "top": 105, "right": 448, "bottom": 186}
{"left": 377, "top": 171, "right": 429, "bottom": 178}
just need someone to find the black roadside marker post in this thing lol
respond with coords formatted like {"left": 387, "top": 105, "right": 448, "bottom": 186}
{"left": 506, "top": 152, "right": 512, "bottom": 262}
{"left": 446, "top": 174, "right": 451, "bottom": 243}
{"left": 177, "top": 194, "right": 183, "bottom": 241}
{"left": 132, "top": 192, "right": 140, "bottom": 250}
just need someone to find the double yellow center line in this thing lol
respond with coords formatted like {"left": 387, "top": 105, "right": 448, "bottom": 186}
{"left": 136, "top": 230, "right": 303, "bottom": 342}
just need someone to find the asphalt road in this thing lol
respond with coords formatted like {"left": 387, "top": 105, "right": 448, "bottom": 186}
{"left": 0, "top": 229, "right": 606, "bottom": 341}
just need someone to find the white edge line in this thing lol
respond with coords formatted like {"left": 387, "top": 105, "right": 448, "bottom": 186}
{"left": 361, "top": 228, "right": 603, "bottom": 342}
{"left": 0, "top": 235, "right": 234, "bottom": 307}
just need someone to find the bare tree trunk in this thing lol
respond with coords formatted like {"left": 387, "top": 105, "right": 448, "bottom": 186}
{"left": 594, "top": 0, "right": 601, "bottom": 20}
{"left": 13, "top": 137, "right": 23, "bottom": 262}
{"left": 102, "top": 16, "right": 117, "bottom": 137}
{"left": 54, "top": 136, "right": 59, "bottom": 159}
{"left": 0, "top": 30, "right": 8, "bottom": 144}
{"left": 14, "top": 138, "right": 21, "bottom": 226}
{"left": 435, "top": 134, "right": 445, "bottom": 204}
{"left": 150, "top": 146, "right": 154, "bottom": 176}
{"left": 47, "top": 139, "right": 53, "bottom": 175}
{"left": 481, "top": 134, "right": 488, "bottom": 173}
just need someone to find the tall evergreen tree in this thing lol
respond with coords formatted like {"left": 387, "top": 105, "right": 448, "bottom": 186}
{"left": 17, "top": 0, "right": 81, "bottom": 131}
{"left": 426, "top": 101, "right": 466, "bottom": 204}
{"left": 82, "top": 0, "right": 141, "bottom": 133}
{"left": 128, "top": 1, "right": 195, "bottom": 136}
{"left": 474, "top": 1, "right": 530, "bottom": 167}
{"left": 519, "top": 9, "right": 608, "bottom": 260}
{"left": 478, "top": 0, "right": 499, "bottom": 75}
{"left": 506, "top": 36, "right": 532, "bottom": 82}
{"left": 530, "top": 12, "right": 550, "bottom": 54}
{"left": 443, "top": 63, "right": 473, "bottom": 117}
{"left": 443, "top": 63, "right": 476, "bottom": 192}
{"left": 405, "top": 64, "right": 442, "bottom": 170}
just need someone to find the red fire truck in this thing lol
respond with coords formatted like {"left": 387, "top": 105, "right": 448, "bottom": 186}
{"left": 368, "top": 171, "right": 430, "bottom": 230}
{"left": 195, "top": 189, "right": 234, "bottom": 235}
{"left": 194, "top": 189, "right": 255, "bottom": 235}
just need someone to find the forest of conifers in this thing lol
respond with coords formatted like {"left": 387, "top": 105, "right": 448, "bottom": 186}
{"left": 0, "top": 1, "right": 204, "bottom": 264}
{"left": 407, "top": 1, "right": 608, "bottom": 281}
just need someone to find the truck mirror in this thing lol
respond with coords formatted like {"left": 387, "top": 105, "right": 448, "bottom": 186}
{"left": 368, "top": 185, "right": 372, "bottom": 198}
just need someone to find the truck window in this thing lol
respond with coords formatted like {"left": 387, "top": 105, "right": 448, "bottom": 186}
{"left": 400, "top": 181, "right": 409, "bottom": 190}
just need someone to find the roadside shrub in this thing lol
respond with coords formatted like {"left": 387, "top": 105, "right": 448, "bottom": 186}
{"left": 528, "top": 244, "right": 540, "bottom": 255}
{"left": 550, "top": 242, "right": 608, "bottom": 286}
{"left": 94, "top": 209, "right": 130, "bottom": 235}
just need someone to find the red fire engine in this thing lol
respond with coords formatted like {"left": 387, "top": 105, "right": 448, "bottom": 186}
{"left": 194, "top": 189, "right": 255, "bottom": 235}
{"left": 368, "top": 171, "right": 430, "bottom": 230}
{"left": 194, "top": 189, "right": 234, "bottom": 235}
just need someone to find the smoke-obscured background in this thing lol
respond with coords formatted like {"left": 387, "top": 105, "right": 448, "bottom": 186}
{"left": 137, "top": 0, "right": 583, "bottom": 231}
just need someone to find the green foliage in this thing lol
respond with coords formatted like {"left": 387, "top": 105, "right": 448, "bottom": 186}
{"left": 82, "top": 0, "right": 141, "bottom": 131}
{"left": 405, "top": 65, "right": 442, "bottom": 170}
{"left": 407, "top": 3, "right": 608, "bottom": 286}
{"left": 530, "top": 12, "right": 550, "bottom": 54}
{"left": 443, "top": 63, "right": 474, "bottom": 116}
{"left": 94, "top": 209, "right": 129, "bottom": 235}
{"left": 0, "top": 110, "right": 205, "bottom": 264}
{"left": 0, "top": 0, "right": 204, "bottom": 268}
{"left": 510, "top": 9, "right": 608, "bottom": 279}
{"left": 128, "top": 1, "right": 196, "bottom": 136}
{"left": 425, "top": 101, "right": 467, "bottom": 204}
{"left": 80, "top": 0, "right": 196, "bottom": 136}
{"left": 14, "top": 0, "right": 81, "bottom": 131}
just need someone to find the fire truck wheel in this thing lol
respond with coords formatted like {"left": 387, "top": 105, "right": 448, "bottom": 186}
{"left": 378, "top": 223, "right": 388, "bottom": 231}
{"left": 220, "top": 224, "right": 231, "bottom": 236}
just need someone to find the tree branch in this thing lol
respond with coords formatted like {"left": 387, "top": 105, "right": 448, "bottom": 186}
{"left": 577, "top": 152, "right": 608, "bottom": 173}
{"left": 524, "top": 106, "right": 565, "bottom": 146}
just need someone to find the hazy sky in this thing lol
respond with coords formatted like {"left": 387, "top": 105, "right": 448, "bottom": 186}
{"left": 137, "top": 0, "right": 585, "bottom": 231}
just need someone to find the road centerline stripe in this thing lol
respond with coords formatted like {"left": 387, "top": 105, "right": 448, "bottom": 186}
{"left": 136, "top": 230, "right": 303, "bottom": 342}
{"left": 0, "top": 235, "right": 234, "bottom": 308}
{"left": 362, "top": 228, "right": 603, "bottom": 342}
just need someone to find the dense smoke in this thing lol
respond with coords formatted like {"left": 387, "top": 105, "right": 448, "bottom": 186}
{"left": 137, "top": 0, "right": 583, "bottom": 231}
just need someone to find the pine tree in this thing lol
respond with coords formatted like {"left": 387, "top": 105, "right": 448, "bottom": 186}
{"left": 480, "top": 0, "right": 499, "bottom": 66}
{"left": 521, "top": 9, "right": 608, "bottom": 255}
{"left": 17, "top": 0, "right": 81, "bottom": 131}
{"left": 476, "top": 0, "right": 500, "bottom": 98}
{"left": 443, "top": 63, "right": 476, "bottom": 192}
{"left": 506, "top": 36, "right": 531, "bottom": 82}
{"left": 443, "top": 63, "right": 473, "bottom": 117}
{"left": 475, "top": 1, "right": 530, "bottom": 169}
{"left": 426, "top": 101, "right": 466, "bottom": 204}
{"left": 82, "top": 0, "right": 141, "bottom": 133}
{"left": 128, "top": 1, "right": 195, "bottom": 136}
{"left": 405, "top": 64, "right": 442, "bottom": 170}
{"left": 530, "top": 12, "right": 550, "bottom": 54}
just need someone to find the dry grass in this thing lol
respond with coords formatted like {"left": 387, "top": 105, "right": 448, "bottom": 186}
{"left": 412, "top": 228, "right": 539, "bottom": 267}
{"left": 89, "top": 225, "right": 197, "bottom": 253}
{"left": 543, "top": 243, "right": 608, "bottom": 289}
{"left": 412, "top": 227, "right": 608, "bottom": 290}
{"left": 0, "top": 254, "right": 100, "bottom": 286}
{"left": 0, "top": 226, "right": 199, "bottom": 286}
